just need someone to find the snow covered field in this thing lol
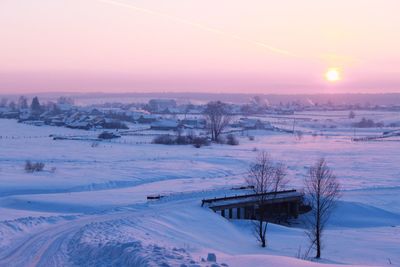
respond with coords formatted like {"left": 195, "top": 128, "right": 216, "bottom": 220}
{"left": 0, "top": 113, "right": 399, "bottom": 267}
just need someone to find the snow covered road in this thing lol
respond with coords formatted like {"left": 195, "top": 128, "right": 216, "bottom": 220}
{"left": 0, "top": 213, "right": 123, "bottom": 267}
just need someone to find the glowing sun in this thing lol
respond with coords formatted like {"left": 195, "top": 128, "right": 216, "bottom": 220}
{"left": 325, "top": 68, "right": 341, "bottom": 82}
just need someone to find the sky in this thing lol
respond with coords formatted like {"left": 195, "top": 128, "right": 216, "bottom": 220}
{"left": 0, "top": 0, "right": 399, "bottom": 94}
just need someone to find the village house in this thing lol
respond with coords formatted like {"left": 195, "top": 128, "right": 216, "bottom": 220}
{"left": 148, "top": 99, "right": 177, "bottom": 113}
{"left": 0, "top": 107, "right": 19, "bottom": 119}
{"left": 232, "top": 118, "right": 273, "bottom": 130}
{"left": 150, "top": 119, "right": 180, "bottom": 131}
{"left": 137, "top": 114, "right": 159, "bottom": 124}
{"left": 180, "top": 118, "right": 206, "bottom": 129}
{"left": 127, "top": 108, "right": 151, "bottom": 121}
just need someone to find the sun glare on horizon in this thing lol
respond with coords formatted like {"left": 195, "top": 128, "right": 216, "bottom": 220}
{"left": 325, "top": 68, "right": 341, "bottom": 82}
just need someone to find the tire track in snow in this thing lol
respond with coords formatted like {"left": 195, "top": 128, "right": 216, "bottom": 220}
{"left": 0, "top": 212, "right": 134, "bottom": 267}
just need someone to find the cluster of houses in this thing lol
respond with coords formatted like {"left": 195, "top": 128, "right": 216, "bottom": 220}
{"left": 0, "top": 97, "right": 277, "bottom": 132}
{"left": 0, "top": 99, "right": 208, "bottom": 131}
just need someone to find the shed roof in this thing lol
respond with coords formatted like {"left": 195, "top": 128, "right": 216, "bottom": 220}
{"left": 202, "top": 189, "right": 303, "bottom": 209}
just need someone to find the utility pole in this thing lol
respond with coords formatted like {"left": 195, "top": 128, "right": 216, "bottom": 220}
{"left": 292, "top": 117, "right": 296, "bottom": 133}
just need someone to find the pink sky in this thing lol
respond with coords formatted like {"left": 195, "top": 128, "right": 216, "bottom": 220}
{"left": 0, "top": 0, "right": 399, "bottom": 94}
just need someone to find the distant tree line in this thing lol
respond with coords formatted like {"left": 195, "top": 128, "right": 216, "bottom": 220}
{"left": 352, "top": 118, "right": 384, "bottom": 128}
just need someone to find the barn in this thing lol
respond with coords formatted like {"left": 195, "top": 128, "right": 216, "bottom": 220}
{"left": 202, "top": 189, "right": 305, "bottom": 222}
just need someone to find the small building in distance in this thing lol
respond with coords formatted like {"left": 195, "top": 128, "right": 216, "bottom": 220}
{"left": 150, "top": 119, "right": 180, "bottom": 131}
{"left": 180, "top": 118, "right": 206, "bottom": 129}
{"left": 202, "top": 190, "right": 305, "bottom": 222}
{"left": 232, "top": 118, "right": 273, "bottom": 130}
{"left": 148, "top": 99, "right": 177, "bottom": 113}
{"left": 137, "top": 114, "right": 159, "bottom": 124}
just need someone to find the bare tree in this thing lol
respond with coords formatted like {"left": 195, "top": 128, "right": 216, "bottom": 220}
{"left": 30, "top": 96, "right": 42, "bottom": 115}
{"left": 304, "top": 158, "right": 340, "bottom": 259}
{"left": 273, "top": 162, "right": 288, "bottom": 192}
{"left": 203, "top": 101, "right": 232, "bottom": 142}
{"left": 0, "top": 98, "right": 8, "bottom": 108}
{"left": 8, "top": 101, "right": 17, "bottom": 111}
{"left": 18, "top": 96, "right": 28, "bottom": 109}
{"left": 246, "top": 152, "right": 288, "bottom": 247}
{"left": 57, "top": 96, "right": 75, "bottom": 105}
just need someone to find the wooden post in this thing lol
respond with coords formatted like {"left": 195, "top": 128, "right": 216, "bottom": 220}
{"left": 293, "top": 202, "right": 299, "bottom": 218}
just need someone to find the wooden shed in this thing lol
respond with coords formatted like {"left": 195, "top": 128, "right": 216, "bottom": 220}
{"left": 202, "top": 190, "right": 304, "bottom": 222}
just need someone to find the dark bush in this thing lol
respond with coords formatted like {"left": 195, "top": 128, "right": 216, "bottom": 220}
{"left": 192, "top": 136, "right": 210, "bottom": 148}
{"left": 98, "top": 131, "right": 121, "bottom": 139}
{"left": 152, "top": 135, "right": 175, "bottom": 145}
{"left": 153, "top": 134, "right": 209, "bottom": 147}
{"left": 101, "top": 121, "right": 129, "bottom": 129}
{"left": 352, "top": 118, "right": 384, "bottom": 128}
{"left": 176, "top": 135, "right": 190, "bottom": 145}
{"left": 25, "top": 160, "right": 45, "bottom": 173}
{"left": 226, "top": 134, "right": 239, "bottom": 145}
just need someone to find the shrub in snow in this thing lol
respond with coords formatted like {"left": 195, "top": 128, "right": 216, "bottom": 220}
{"left": 176, "top": 135, "right": 190, "bottom": 145}
{"left": 98, "top": 131, "right": 121, "bottom": 140}
{"left": 207, "top": 253, "right": 217, "bottom": 262}
{"left": 226, "top": 134, "right": 239, "bottom": 146}
{"left": 192, "top": 136, "right": 210, "bottom": 148}
{"left": 152, "top": 134, "right": 210, "bottom": 147}
{"left": 295, "top": 131, "right": 303, "bottom": 140}
{"left": 101, "top": 121, "right": 129, "bottom": 129}
{"left": 352, "top": 117, "right": 384, "bottom": 128}
{"left": 25, "top": 160, "right": 45, "bottom": 173}
{"left": 152, "top": 135, "right": 175, "bottom": 145}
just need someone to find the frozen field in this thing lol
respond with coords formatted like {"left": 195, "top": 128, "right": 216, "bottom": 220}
{"left": 0, "top": 114, "right": 399, "bottom": 267}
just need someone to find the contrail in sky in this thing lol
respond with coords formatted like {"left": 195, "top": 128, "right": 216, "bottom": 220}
{"left": 96, "top": 0, "right": 292, "bottom": 56}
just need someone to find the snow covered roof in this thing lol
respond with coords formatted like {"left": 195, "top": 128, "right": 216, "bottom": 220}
{"left": 202, "top": 190, "right": 303, "bottom": 209}
{"left": 151, "top": 119, "right": 179, "bottom": 128}
{"left": 57, "top": 103, "right": 74, "bottom": 111}
{"left": 128, "top": 108, "right": 150, "bottom": 114}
